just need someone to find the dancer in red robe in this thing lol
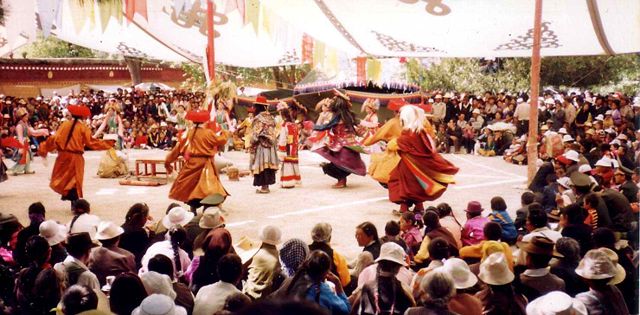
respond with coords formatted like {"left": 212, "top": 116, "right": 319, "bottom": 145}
{"left": 388, "top": 105, "right": 459, "bottom": 214}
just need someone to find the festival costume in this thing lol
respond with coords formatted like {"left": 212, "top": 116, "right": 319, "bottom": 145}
{"left": 314, "top": 115, "right": 366, "bottom": 181}
{"left": 249, "top": 111, "right": 280, "bottom": 188}
{"left": 388, "top": 109, "right": 458, "bottom": 207}
{"left": 278, "top": 121, "right": 301, "bottom": 188}
{"left": 10, "top": 119, "right": 48, "bottom": 174}
{"left": 38, "top": 108, "right": 114, "bottom": 201}
{"left": 358, "top": 99, "right": 381, "bottom": 153}
{"left": 364, "top": 117, "right": 403, "bottom": 184}
{"left": 166, "top": 111, "right": 229, "bottom": 207}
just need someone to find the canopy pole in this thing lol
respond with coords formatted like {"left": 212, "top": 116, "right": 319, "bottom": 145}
{"left": 207, "top": 0, "right": 216, "bottom": 83}
{"left": 527, "top": 0, "right": 543, "bottom": 184}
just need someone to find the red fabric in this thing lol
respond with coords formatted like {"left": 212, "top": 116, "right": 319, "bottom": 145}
{"left": 134, "top": 135, "right": 148, "bottom": 147}
{"left": 125, "top": 0, "right": 148, "bottom": 22}
{"left": 67, "top": 105, "right": 91, "bottom": 118}
{"left": 389, "top": 130, "right": 459, "bottom": 203}
{"left": 387, "top": 99, "right": 406, "bottom": 111}
{"left": 356, "top": 57, "right": 367, "bottom": 82}
{"left": 284, "top": 122, "right": 299, "bottom": 158}
{"left": 186, "top": 110, "right": 210, "bottom": 123}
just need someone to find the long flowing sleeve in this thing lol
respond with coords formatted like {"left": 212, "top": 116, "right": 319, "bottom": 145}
{"left": 83, "top": 126, "right": 114, "bottom": 151}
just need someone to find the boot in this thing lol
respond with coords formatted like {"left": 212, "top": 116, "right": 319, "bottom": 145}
{"left": 392, "top": 203, "right": 410, "bottom": 216}
{"left": 413, "top": 202, "right": 425, "bottom": 214}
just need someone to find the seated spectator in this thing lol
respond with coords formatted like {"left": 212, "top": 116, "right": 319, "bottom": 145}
{"left": 435, "top": 203, "right": 463, "bottom": 248}
{"left": 15, "top": 235, "right": 51, "bottom": 314}
{"left": 414, "top": 211, "right": 459, "bottom": 265}
{"left": 517, "top": 236, "right": 565, "bottom": 301}
{"left": 119, "top": 203, "right": 152, "bottom": 269}
{"left": 380, "top": 220, "right": 408, "bottom": 252}
{"left": 243, "top": 225, "right": 282, "bottom": 300}
{"left": 411, "top": 237, "right": 451, "bottom": 301}
{"left": 140, "top": 226, "right": 191, "bottom": 281}
{"left": 515, "top": 191, "right": 536, "bottom": 232}
{"left": 148, "top": 254, "right": 194, "bottom": 314}
{"left": 526, "top": 291, "right": 587, "bottom": 315}
{"left": 38, "top": 219, "right": 68, "bottom": 265}
{"left": 400, "top": 212, "right": 423, "bottom": 258}
{"left": 558, "top": 203, "right": 593, "bottom": 255}
{"left": 406, "top": 269, "right": 457, "bottom": 315}
{"left": 357, "top": 242, "right": 415, "bottom": 314}
{"left": 194, "top": 254, "right": 245, "bottom": 315}
{"left": 550, "top": 237, "right": 588, "bottom": 297}
{"left": 88, "top": 221, "right": 136, "bottom": 286}
{"left": 32, "top": 268, "right": 64, "bottom": 315}
{"left": 54, "top": 232, "right": 100, "bottom": 290}
{"left": 140, "top": 271, "right": 176, "bottom": 299}
{"left": 67, "top": 199, "right": 100, "bottom": 240}
{"left": 355, "top": 222, "right": 381, "bottom": 259}
{"left": 189, "top": 227, "right": 233, "bottom": 293}
{"left": 516, "top": 206, "right": 562, "bottom": 266}
{"left": 61, "top": 285, "right": 98, "bottom": 315}
{"left": 280, "top": 238, "right": 310, "bottom": 278}
{"left": 476, "top": 253, "right": 527, "bottom": 315}
{"left": 274, "top": 251, "right": 350, "bottom": 315}
{"left": 487, "top": 196, "right": 517, "bottom": 244}
{"left": 109, "top": 272, "right": 148, "bottom": 315}
{"left": 132, "top": 294, "right": 187, "bottom": 315}
{"left": 461, "top": 201, "right": 489, "bottom": 246}
{"left": 219, "top": 292, "right": 252, "bottom": 314}
{"left": 574, "top": 248, "right": 629, "bottom": 315}
{"left": 442, "top": 258, "right": 482, "bottom": 315}
{"left": 13, "top": 202, "right": 46, "bottom": 268}
{"left": 308, "top": 223, "right": 351, "bottom": 287}
{"left": 459, "top": 222, "right": 514, "bottom": 271}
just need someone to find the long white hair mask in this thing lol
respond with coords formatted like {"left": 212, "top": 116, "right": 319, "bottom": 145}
{"left": 400, "top": 105, "right": 426, "bottom": 133}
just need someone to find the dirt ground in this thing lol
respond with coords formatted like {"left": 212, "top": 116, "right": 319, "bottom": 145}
{"left": 0, "top": 149, "right": 527, "bottom": 260}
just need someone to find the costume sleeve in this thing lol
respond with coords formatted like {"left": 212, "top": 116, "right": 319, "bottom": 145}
{"left": 359, "top": 116, "right": 378, "bottom": 128}
{"left": 27, "top": 126, "right": 49, "bottom": 137}
{"left": 83, "top": 126, "right": 114, "bottom": 151}
{"left": 413, "top": 235, "right": 431, "bottom": 264}
{"left": 165, "top": 134, "right": 186, "bottom": 164}
{"left": 333, "top": 252, "right": 351, "bottom": 287}
{"left": 278, "top": 125, "right": 288, "bottom": 151}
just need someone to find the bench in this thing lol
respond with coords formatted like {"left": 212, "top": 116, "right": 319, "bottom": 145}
{"left": 135, "top": 158, "right": 184, "bottom": 178}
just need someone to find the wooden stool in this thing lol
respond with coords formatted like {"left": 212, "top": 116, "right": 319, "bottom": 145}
{"left": 135, "top": 158, "right": 184, "bottom": 178}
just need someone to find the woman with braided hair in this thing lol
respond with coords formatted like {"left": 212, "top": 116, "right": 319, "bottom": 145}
{"left": 38, "top": 104, "right": 114, "bottom": 208}
{"left": 165, "top": 109, "right": 229, "bottom": 213}
{"left": 313, "top": 89, "right": 366, "bottom": 188}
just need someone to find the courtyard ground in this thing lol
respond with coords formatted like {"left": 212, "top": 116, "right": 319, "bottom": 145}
{"left": 0, "top": 149, "right": 527, "bottom": 260}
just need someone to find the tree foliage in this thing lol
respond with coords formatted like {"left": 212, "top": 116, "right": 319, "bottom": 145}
{"left": 180, "top": 63, "right": 312, "bottom": 91}
{"left": 15, "top": 35, "right": 105, "bottom": 58}
{"left": 407, "top": 54, "right": 640, "bottom": 95}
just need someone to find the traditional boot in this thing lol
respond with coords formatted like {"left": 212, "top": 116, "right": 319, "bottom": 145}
{"left": 392, "top": 203, "right": 410, "bottom": 216}
{"left": 332, "top": 178, "right": 347, "bottom": 188}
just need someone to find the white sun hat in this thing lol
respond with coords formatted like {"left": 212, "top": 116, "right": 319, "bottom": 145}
{"left": 478, "top": 252, "right": 514, "bottom": 285}
{"left": 161, "top": 207, "right": 194, "bottom": 229}
{"left": 95, "top": 221, "right": 125, "bottom": 241}
{"left": 526, "top": 291, "right": 587, "bottom": 315}
{"left": 39, "top": 220, "right": 68, "bottom": 246}
{"left": 442, "top": 258, "right": 478, "bottom": 289}
{"left": 375, "top": 242, "right": 407, "bottom": 267}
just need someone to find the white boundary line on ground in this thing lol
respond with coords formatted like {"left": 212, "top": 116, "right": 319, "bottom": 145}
{"left": 226, "top": 220, "right": 256, "bottom": 227}
{"left": 267, "top": 196, "right": 389, "bottom": 219}
{"left": 452, "top": 178, "right": 525, "bottom": 190}
{"left": 447, "top": 154, "right": 527, "bottom": 179}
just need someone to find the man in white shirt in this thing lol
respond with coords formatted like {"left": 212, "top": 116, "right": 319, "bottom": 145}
{"left": 513, "top": 98, "right": 531, "bottom": 136}
{"left": 431, "top": 94, "right": 446, "bottom": 125}
{"left": 193, "top": 254, "right": 245, "bottom": 315}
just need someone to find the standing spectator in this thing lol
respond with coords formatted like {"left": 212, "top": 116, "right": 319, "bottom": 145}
{"left": 513, "top": 98, "right": 530, "bottom": 136}
{"left": 461, "top": 201, "right": 489, "bottom": 246}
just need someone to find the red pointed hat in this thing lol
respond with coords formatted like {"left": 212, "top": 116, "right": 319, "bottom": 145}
{"left": 67, "top": 105, "right": 92, "bottom": 118}
{"left": 387, "top": 98, "right": 406, "bottom": 111}
{"left": 186, "top": 110, "right": 210, "bottom": 123}
{"left": 254, "top": 95, "right": 269, "bottom": 106}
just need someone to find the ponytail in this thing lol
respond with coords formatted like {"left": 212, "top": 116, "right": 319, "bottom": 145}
{"left": 168, "top": 226, "right": 186, "bottom": 276}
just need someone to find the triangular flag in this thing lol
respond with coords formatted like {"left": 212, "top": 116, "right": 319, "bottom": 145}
{"left": 68, "top": 0, "right": 88, "bottom": 34}
{"left": 260, "top": 4, "right": 271, "bottom": 38}
{"left": 125, "top": 0, "right": 148, "bottom": 22}
{"left": 244, "top": 0, "right": 260, "bottom": 34}
{"left": 37, "top": 0, "right": 60, "bottom": 37}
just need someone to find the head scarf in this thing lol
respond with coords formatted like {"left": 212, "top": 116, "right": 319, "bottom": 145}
{"left": 279, "top": 238, "right": 309, "bottom": 277}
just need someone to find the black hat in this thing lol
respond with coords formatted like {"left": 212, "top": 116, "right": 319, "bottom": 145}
{"left": 66, "top": 232, "right": 98, "bottom": 253}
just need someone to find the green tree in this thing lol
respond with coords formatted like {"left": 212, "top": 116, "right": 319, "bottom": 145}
{"left": 16, "top": 35, "right": 105, "bottom": 58}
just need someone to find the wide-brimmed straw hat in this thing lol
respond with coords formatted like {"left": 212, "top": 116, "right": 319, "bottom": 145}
{"left": 39, "top": 220, "right": 68, "bottom": 246}
{"left": 132, "top": 294, "right": 186, "bottom": 315}
{"left": 526, "top": 291, "right": 587, "bottom": 315}
{"left": 198, "top": 207, "right": 225, "bottom": 229}
{"left": 517, "top": 236, "right": 564, "bottom": 258}
{"left": 575, "top": 248, "right": 619, "bottom": 281}
{"left": 478, "top": 252, "right": 514, "bottom": 285}
{"left": 233, "top": 236, "right": 260, "bottom": 263}
{"left": 161, "top": 207, "right": 194, "bottom": 229}
{"left": 95, "top": 221, "right": 124, "bottom": 241}
{"left": 375, "top": 242, "right": 407, "bottom": 267}
{"left": 260, "top": 225, "right": 282, "bottom": 245}
{"left": 442, "top": 258, "right": 477, "bottom": 289}
{"left": 598, "top": 247, "right": 626, "bottom": 285}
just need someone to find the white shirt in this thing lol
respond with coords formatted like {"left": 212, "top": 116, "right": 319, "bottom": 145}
{"left": 514, "top": 102, "right": 531, "bottom": 121}
{"left": 54, "top": 255, "right": 101, "bottom": 291}
{"left": 193, "top": 281, "right": 242, "bottom": 315}
{"left": 139, "top": 240, "right": 191, "bottom": 279}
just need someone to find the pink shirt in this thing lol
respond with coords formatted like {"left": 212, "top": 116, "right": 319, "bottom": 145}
{"left": 401, "top": 227, "right": 423, "bottom": 254}
{"left": 461, "top": 216, "right": 489, "bottom": 246}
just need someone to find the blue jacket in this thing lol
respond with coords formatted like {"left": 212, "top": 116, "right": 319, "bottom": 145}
{"left": 489, "top": 210, "right": 518, "bottom": 242}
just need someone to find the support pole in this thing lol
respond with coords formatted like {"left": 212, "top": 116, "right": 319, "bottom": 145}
{"left": 527, "top": 0, "right": 543, "bottom": 184}
{"left": 207, "top": 0, "right": 216, "bottom": 83}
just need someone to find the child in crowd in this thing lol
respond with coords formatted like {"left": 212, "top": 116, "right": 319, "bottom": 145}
{"left": 400, "top": 212, "right": 423, "bottom": 258}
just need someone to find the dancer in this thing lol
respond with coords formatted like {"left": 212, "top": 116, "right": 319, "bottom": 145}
{"left": 38, "top": 104, "right": 115, "bottom": 207}
{"left": 9, "top": 108, "right": 49, "bottom": 175}
{"left": 93, "top": 100, "right": 124, "bottom": 149}
{"left": 249, "top": 96, "right": 279, "bottom": 193}
{"left": 277, "top": 105, "right": 301, "bottom": 188}
{"left": 306, "top": 97, "right": 334, "bottom": 150}
{"left": 357, "top": 98, "right": 381, "bottom": 153}
{"left": 364, "top": 99, "right": 405, "bottom": 186}
{"left": 388, "top": 105, "right": 458, "bottom": 214}
{"left": 165, "top": 109, "right": 229, "bottom": 213}
{"left": 313, "top": 90, "right": 366, "bottom": 188}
